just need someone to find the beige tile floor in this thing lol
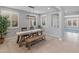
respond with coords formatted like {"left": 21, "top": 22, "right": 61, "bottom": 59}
{"left": 0, "top": 32, "right": 79, "bottom": 53}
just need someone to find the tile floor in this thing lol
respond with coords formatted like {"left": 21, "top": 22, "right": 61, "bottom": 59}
{"left": 0, "top": 32, "right": 79, "bottom": 53}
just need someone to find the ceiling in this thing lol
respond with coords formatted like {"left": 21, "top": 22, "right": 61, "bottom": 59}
{"left": 6, "top": 6, "right": 79, "bottom": 15}
{"left": 6, "top": 6, "right": 58, "bottom": 14}
{"left": 61, "top": 6, "right": 79, "bottom": 15}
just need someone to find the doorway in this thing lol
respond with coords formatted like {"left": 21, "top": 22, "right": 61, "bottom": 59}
{"left": 64, "top": 15, "right": 79, "bottom": 42}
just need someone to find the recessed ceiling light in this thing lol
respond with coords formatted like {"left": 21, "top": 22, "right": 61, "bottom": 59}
{"left": 48, "top": 8, "right": 50, "bottom": 9}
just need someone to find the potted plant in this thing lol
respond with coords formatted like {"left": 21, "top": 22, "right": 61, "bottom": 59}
{"left": 0, "top": 15, "right": 10, "bottom": 44}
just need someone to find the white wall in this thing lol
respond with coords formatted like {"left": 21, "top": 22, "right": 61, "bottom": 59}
{"left": 0, "top": 6, "right": 65, "bottom": 39}
{"left": 40, "top": 11, "right": 64, "bottom": 39}
{"left": 0, "top": 6, "right": 40, "bottom": 38}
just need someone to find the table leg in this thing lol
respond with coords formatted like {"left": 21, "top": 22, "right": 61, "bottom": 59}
{"left": 19, "top": 36, "right": 23, "bottom": 47}
{"left": 17, "top": 35, "right": 20, "bottom": 43}
{"left": 41, "top": 31, "right": 43, "bottom": 35}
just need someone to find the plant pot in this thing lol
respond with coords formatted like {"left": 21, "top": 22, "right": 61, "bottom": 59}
{"left": 0, "top": 38, "right": 4, "bottom": 44}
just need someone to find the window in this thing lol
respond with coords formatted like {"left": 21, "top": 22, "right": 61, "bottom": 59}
{"left": 65, "top": 16, "right": 79, "bottom": 28}
{"left": 1, "top": 10, "right": 19, "bottom": 28}
{"left": 51, "top": 14, "right": 59, "bottom": 28}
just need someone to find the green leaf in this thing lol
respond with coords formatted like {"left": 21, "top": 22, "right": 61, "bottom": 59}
{"left": 0, "top": 15, "right": 10, "bottom": 38}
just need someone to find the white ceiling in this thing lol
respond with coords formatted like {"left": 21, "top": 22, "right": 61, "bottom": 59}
{"left": 62, "top": 6, "right": 79, "bottom": 12}
{"left": 6, "top": 6, "right": 58, "bottom": 14}
{"left": 61, "top": 6, "right": 79, "bottom": 15}
{"left": 5, "top": 6, "right": 79, "bottom": 15}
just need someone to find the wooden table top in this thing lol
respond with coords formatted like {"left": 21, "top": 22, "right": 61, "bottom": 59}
{"left": 16, "top": 29, "right": 43, "bottom": 35}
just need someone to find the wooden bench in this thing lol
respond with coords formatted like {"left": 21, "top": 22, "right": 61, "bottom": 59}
{"left": 16, "top": 29, "right": 46, "bottom": 49}
{"left": 25, "top": 35, "right": 45, "bottom": 49}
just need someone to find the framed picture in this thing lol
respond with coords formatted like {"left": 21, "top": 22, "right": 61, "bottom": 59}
{"left": 1, "top": 10, "right": 19, "bottom": 28}
{"left": 73, "top": 17, "right": 78, "bottom": 27}
{"left": 68, "top": 20, "right": 72, "bottom": 26}
{"left": 11, "top": 14, "right": 19, "bottom": 27}
{"left": 65, "top": 16, "right": 79, "bottom": 28}
{"left": 51, "top": 14, "right": 59, "bottom": 28}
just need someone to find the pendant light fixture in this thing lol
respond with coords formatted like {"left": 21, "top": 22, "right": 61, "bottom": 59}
{"left": 28, "top": 6, "right": 36, "bottom": 27}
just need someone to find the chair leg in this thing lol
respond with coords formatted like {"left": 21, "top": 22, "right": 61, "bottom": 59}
{"left": 17, "top": 35, "right": 20, "bottom": 43}
{"left": 19, "top": 36, "right": 23, "bottom": 47}
{"left": 42, "top": 36, "right": 45, "bottom": 40}
{"left": 26, "top": 43, "right": 31, "bottom": 50}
